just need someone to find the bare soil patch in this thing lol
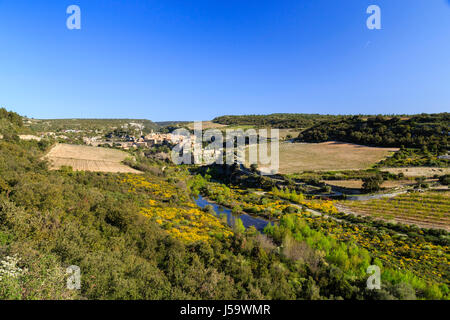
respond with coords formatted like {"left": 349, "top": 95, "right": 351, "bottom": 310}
{"left": 381, "top": 167, "right": 450, "bottom": 177}
{"left": 19, "top": 135, "right": 41, "bottom": 141}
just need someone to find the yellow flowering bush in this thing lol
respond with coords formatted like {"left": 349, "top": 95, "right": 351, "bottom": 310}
{"left": 121, "top": 174, "right": 232, "bottom": 243}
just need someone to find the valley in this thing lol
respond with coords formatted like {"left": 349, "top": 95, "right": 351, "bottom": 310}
{"left": 0, "top": 109, "right": 449, "bottom": 300}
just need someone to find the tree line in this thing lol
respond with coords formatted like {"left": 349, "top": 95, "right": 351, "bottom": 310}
{"left": 212, "top": 114, "right": 345, "bottom": 128}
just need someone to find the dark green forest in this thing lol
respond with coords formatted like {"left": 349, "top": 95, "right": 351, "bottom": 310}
{"left": 213, "top": 113, "right": 449, "bottom": 154}
{"left": 297, "top": 114, "right": 449, "bottom": 150}
{"left": 212, "top": 114, "right": 344, "bottom": 128}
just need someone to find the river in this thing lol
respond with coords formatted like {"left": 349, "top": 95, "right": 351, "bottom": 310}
{"left": 195, "top": 195, "right": 273, "bottom": 232}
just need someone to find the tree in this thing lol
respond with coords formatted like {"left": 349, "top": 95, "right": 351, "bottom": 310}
{"left": 439, "top": 175, "right": 450, "bottom": 186}
{"left": 233, "top": 218, "right": 246, "bottom": 234}
{"left": 362, "top": 174, "right": 383, "bottom": 192}
{"left": 250, "top": 163, "right": 259, "bottom": 173}
{"left": 415, "top": 177, "right": 428, "bottom": 189}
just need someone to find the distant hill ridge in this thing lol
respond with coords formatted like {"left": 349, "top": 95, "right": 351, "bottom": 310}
{"left": 212, "top": 113, "right": 343, "bottom": 128}
{"left": 212, "top": 113, "right": 420, "bottom": 129}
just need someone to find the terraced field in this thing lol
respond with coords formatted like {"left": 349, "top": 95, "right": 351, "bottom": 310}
{"left": 45, "top": 143, "right": 141, "bottom": 173}
{"left": 337, "top": 192, "right": 450, "bottom": 231}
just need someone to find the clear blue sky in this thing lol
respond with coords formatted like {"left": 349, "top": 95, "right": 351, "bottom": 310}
{"left": 0, "top": 0, "right": 449, "bottom": 121}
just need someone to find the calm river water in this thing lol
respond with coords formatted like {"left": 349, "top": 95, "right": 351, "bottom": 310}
{"left": 195, "top": 195, "right": 273, "bottom": 232}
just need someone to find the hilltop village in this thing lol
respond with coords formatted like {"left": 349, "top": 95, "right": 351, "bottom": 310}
{"left": 21, "top": 118, "right": 190, "bottom": 150}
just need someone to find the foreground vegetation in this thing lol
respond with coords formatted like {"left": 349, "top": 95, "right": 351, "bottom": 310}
{"left": 190, "top": 175, "right": 449, "bottom": 299}
{"left": 2, "top": 137, "right": 334, "bottom": 299}
{"left": 2, "top": 131, "right": 424, "bottom": 300}
{"left": 1, "top": 109, "right": 449, "bottom": 300}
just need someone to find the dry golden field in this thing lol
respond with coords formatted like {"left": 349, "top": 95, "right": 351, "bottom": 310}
{"left": 277, "top": 129, "right": 301, "bottom": 140}
{"left": 252, "top": 141, "right": 398, "bottom": 174}
{"left": 45, "top": 144, "right": 141, "bottom": 173}
{"left": 322, "top": 180, "right": 365, "bottom": 189}
{"left": 381, "top": 167, "right": 450, "bottom": 177}
{"left": 186, "top": 121, "right": 228, "bottom": 130}
{"left": 322, "top": 179, "right": 415, "bottom": 190}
